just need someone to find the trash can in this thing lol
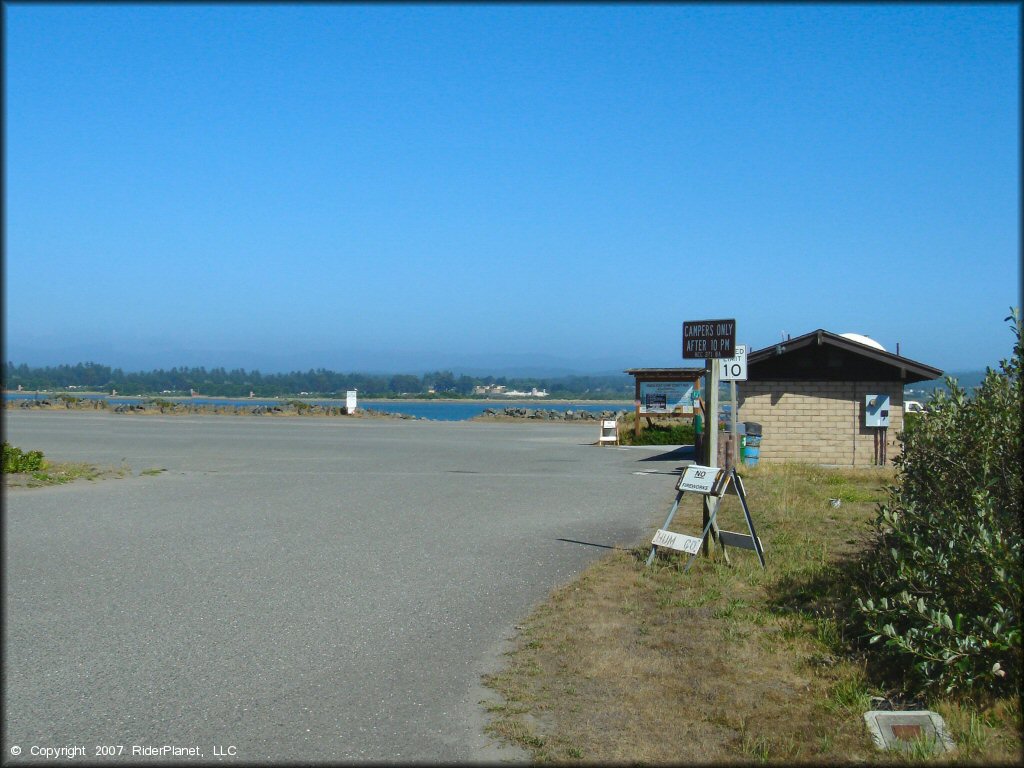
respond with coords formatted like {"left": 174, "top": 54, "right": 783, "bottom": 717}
{"left": 742, "top": 422, "right": 762, "bottom": 466}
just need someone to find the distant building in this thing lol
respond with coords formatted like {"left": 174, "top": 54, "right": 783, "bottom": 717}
{"left": 502, "top": 388, "right": 549, "bottom": 398}
{"left": 473, "top": 384, "right": 509, "bottom": 396}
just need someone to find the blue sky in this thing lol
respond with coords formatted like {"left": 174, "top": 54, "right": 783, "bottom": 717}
{"left": 4, "top": 4, "right": 1020, "bottom": 374}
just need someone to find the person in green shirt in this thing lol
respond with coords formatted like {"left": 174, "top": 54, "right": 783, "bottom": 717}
{"left": 691, "top": 384, "right": 705, "bottom": 463}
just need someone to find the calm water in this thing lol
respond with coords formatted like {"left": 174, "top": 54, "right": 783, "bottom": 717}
{"left": 3, "top": 392, "right": 631, "bottom": 422}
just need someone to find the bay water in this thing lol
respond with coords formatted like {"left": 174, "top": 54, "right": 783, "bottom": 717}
{"left": 3, "top": 392, "right": 630, "bottom": 422}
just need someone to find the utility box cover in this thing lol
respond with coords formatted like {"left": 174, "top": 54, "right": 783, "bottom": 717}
{"left": 863, "top": 711, "right": 954, "bottom": 755}
{"left": 865, "top": 394, "right": 891, "bottom": 427}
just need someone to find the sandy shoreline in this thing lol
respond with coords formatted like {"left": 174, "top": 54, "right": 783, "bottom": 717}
{"left": 3, "top": 391, "right": 631, "bottom": 407}
{"left": 5, "top": 396, "right": 631, "bottom": 422}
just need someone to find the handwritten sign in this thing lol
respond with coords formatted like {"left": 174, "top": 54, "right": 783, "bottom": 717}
{"left": 683, "top": 319, "right": 737, "bottom": 359}
{"left": 651, "top": 529, "right": 703, "bottom": 554}
{"left": 676, "top": 464, "right": 722, "bottom": 494}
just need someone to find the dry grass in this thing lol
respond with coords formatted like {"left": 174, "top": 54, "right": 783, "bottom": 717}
{"left": 482, "top": 463, "right": 1023, "bottom": 764}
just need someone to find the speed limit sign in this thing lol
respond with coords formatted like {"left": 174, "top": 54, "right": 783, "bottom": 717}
{"left": 718, "top": 345, "right": 747, "bottom": 381}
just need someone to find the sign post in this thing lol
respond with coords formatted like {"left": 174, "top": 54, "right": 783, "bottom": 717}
{"left": 718, "top": 345, "right": 747, "bottom": 470}
{"left": 730, "top": 380, "right": 738, "bottom": 468}
{"left": 705, "top": 367, "right": 718, "bottom": 553}
{"left": 683, "top": 320, "right": 736, "bottom": 557}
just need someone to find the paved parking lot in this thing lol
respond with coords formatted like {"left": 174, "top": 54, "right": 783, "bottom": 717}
{"left": 4, "top": 410, "right": 684, "bottom": 763}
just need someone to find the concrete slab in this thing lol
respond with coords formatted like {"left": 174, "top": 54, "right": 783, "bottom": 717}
{"left": 863, "top": 710, "right": 955, "bottom": 755}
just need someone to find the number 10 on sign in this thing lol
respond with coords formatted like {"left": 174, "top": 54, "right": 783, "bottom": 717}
{"left": 718, "top": 345, "right": 747, "bottom": 381}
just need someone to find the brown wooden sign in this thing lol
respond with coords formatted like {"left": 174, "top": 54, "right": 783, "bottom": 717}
{"left": 682, "top": 319, "right": 737, "bottom": 359}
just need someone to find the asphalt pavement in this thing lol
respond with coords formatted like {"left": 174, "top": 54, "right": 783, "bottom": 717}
{"left": 3, "top": 410, "right": 688, "bottom": 763}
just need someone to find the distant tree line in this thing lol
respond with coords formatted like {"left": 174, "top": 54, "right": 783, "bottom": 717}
{"left": 3, "top": 362, "right": 633, "bottom": 400}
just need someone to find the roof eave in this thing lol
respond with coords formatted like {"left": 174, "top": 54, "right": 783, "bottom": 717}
{"left": 747, "top": 329, "right": 943, "bottom": 380}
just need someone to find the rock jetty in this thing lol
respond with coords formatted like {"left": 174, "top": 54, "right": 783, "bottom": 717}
{"left": 477, "top": 407, "right": 626, "bottom": 422}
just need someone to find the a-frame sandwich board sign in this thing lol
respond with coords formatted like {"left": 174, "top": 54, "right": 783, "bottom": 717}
{"left": 646, "top": 464, "right": 726, "bottom": 567}
{"left": 646, "top": 464, "right": 765, "bottom": 571}
{"left": 715, "top": 470, "right": 766, "bottom": 568}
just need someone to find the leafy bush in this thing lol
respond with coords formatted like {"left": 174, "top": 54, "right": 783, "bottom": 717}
{"left": 619, "top": 419, "right": 695, "bottom": 446}
{"left": 851, "top": 311, "right": 1022, "bottom": 696}
{"left": 3, "top": 442, "right": 47, "bottom": 473}
{"left": 901, "top": 410, "right": 923, "bottom": 435}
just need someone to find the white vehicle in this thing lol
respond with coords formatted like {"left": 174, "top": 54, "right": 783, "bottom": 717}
{"left": 905, "top": 400, "right": 926, "bottom": 414}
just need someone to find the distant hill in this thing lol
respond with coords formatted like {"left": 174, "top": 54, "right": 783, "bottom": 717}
{"left": 905, "top": 369, "right": 988, "bottom": 398}
{"left": 2, "top": 361, "right": 634, "bottom": 400}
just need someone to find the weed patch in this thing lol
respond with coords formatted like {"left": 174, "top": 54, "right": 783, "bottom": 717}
{"left": 3, "top": 441, "right": 46, "bottom": 473}
{"left": 5, "top": 457, "right": 131, "bottom": 488}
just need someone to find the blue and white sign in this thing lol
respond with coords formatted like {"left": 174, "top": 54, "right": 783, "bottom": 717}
{"left": 639, "top": 381, "right": 694, "bottom": 415}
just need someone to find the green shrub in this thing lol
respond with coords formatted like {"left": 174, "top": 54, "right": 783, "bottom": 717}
{"left": 851, "top": 311, "right": 1022, "bottom": 696}
{"left": 619, "top": 420, "right": 695, "bottom": 446}
{"left": 3, "top": 442, "right": 47, "bottom": 473}
{"left": 901, "top": 410, "right": 923, "bottom": 435}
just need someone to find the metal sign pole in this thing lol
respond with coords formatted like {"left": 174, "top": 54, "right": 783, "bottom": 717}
{"left": 730, "top": 379, "right": 737, "bottom": 469}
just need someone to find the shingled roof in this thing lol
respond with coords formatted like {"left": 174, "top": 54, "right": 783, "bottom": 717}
{"left": 747, "top": 329, "right": 943, "bottom": 384}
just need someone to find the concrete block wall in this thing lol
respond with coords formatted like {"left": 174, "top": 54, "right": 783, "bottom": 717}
{"left": 736, "top": 380, "right": 904, "bottom": 466}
